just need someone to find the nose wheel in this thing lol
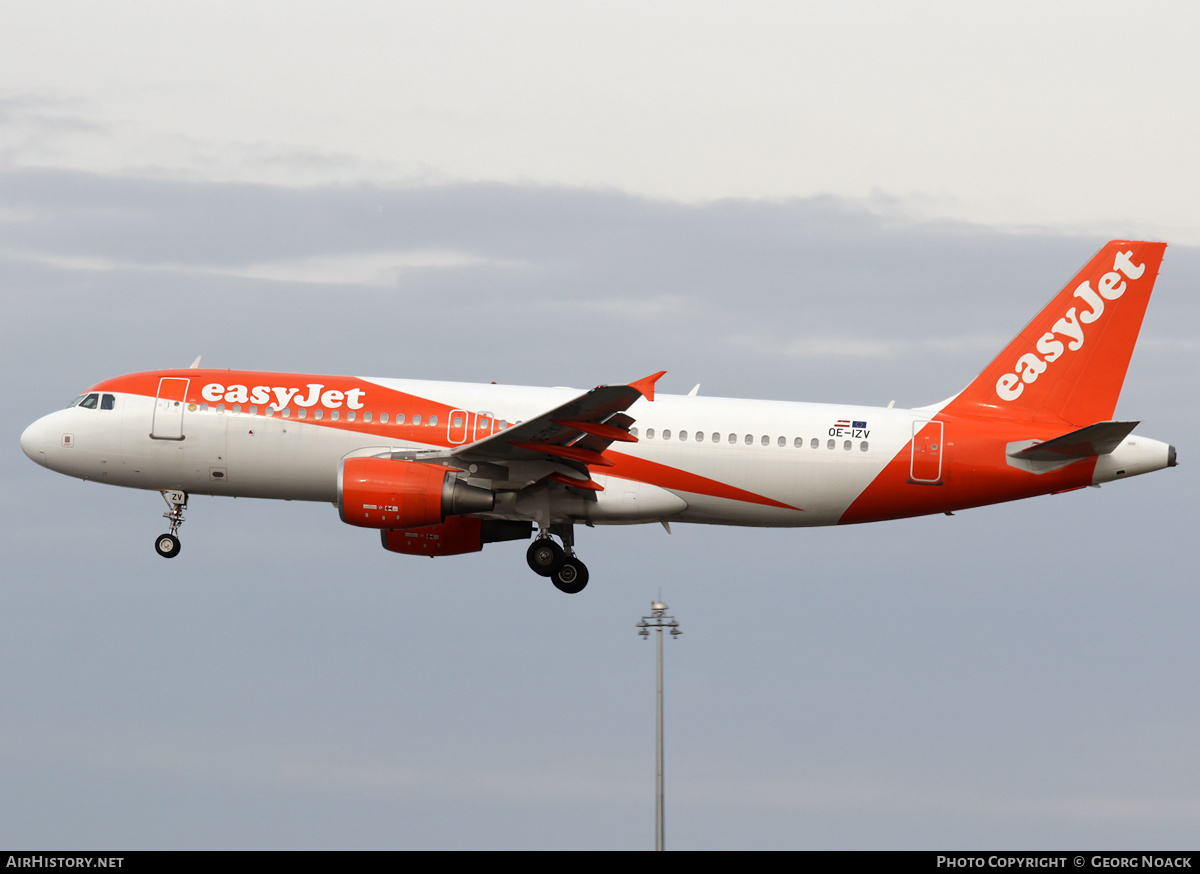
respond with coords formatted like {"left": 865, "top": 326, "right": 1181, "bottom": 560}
{"left": 155, "top": 490, "right": 188, "bottom": 559}
{"left": 155, "top": 533, "right": 181, "bottom": 558}
{"left": 526, "top": 524, "right": 589, "bottom": 593}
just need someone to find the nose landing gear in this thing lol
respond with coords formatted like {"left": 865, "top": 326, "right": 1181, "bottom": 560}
{"left": 525, "top": 523, "right": 589, "bottom": 593}
{"left": 154, "top": 490, "right": 187, "bottom": 558}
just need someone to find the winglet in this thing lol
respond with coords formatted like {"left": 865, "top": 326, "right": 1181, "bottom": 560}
{"left": 629, "top": 370, "right": 667, "bottom": 402}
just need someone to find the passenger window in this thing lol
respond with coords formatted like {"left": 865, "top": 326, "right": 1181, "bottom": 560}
{"left": 860, "top": 441, "right": 869, "bottom": 452}
{"left": 282, "top": 408, "right": 292, "bottom": 418}
{"left": 728, "top": 433, "right": 737, "bottom": 444}
{"left": 744, "top": 434, "right": 753, "bottom": 445}
{"left": 232, "top": 404, "right": 242, "bottom": 414}
{"left": 761, "top": 435, "right": 769, "bottom": 446}
{"left": 265, "top": 405, "right": 275, "bottom": 417}
{"left": 453, "top": 416, "right": 463, "bottom": 428}
{"left": 101, "top": 394, "right": 116, "bottom": 410}
{"left": 811, "top": 438, "right": 819, "bottom": 449}
{"left": 694, "top": 431, "right": 703, "bottom": 443}
{"left": 363, "top": 412, "right": 373, "bottom": 423}
{"left": 679, "top": 430, "right": 687, "bottom": 441}
{"left": 79, "top": 393, "right": 99, "bottom": 410}
{"left": 498, "top": 420, "right": 507, "bottom": 429}
{"left": 313, "top": 409, "right": 323, "bottom": 420}
{"left": 379, "top": 413, "right": 388, "bottom": 424}
{"left": 794, "top": 437, "right": 803, "bottom": 448}
{"left": 330, "top": 410, "right": 339, "bottom": 421}
{"left": 216, "top": 403, "right": 225, "bottom": 414}
{"left": 844, "top": 440, "right": 852, "bottom": 451}
{"left": 646, "top": 428, "right": 655, "bottom": 439}
{"left": 413, "top": 415, "right": 421, "bottom": 425}
{"left": 777, "top": 436, "right": 785, "bottom": 447}
{"left": 630, "top": 427, "right": 639, "bottom": 437}
{"left": 712, "top": 433, "right": 721, "bottom": 443}
{"left": 827, "top": 439, "right": 835, "bottom": 449}
{"left": 396, "top": 413, "right": 405, "bottom": 424}
{"left": 429, "top": 415, "right": 438, "bottom": 426}
{"left": 347, "top": 411, "right": 356, "bottom": 422}
{"left": 249, "top": 405, "right": 258, "bottom": 416}
{"left": 297, "top": 409, "right": 307, "bottom": 419}
{"left": 663, "top": 429, "right": 671, "bottom": 440}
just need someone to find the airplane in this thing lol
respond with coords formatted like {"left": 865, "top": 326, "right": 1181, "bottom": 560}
{"left": 20, "top": 240, "right": 1176, "bottom": 594}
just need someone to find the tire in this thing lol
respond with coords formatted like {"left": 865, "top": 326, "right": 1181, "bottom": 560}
{"left": 526, "top": 539, "right": 564, "bottom": 576}
{"left": 155, "top": 533, "right": 181, "bottom": 559}
{"left": 552, "top": 558, "right": 589, "bottom": 594}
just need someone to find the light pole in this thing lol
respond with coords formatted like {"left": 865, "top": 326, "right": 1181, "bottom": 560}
{"left": 637, "top": 601, "right": 681, "bottom": 851}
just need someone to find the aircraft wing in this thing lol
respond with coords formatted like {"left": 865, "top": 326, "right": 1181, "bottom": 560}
{"left": 449, "top": 371, "right": 665, "bottom": 485}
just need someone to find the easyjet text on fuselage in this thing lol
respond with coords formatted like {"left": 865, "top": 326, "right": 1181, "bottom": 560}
{"left": 200, "top": 382, "right": 367, "bottom": 410}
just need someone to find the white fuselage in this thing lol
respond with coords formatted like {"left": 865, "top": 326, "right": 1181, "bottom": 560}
{"left": 20, "top": 375, "right": 1173, "bottom": 531}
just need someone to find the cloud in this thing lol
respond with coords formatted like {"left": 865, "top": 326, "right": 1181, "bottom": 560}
{"left": 3, "top": 247, "right": 524, "bottom": 286}
{"left": 4, "top": 168, "right": 1197, "bottom": 849}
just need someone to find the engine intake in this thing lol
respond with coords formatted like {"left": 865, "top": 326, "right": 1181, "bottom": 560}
{"left": 338, "top": 457, "right": 494, "bottom": 529}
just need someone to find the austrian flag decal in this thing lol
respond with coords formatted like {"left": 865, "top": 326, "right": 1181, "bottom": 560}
{"left": 829, "top": 420, "right": 869, "bottom": 438}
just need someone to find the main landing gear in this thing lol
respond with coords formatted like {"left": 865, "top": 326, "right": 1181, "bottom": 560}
{"left": 526, "top": 523, "right": 589, "bottom": 594}
{"left": 154, "top": 489, "right": 187, "bottom": 558}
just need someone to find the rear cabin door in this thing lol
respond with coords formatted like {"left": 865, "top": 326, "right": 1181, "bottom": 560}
{"left": 152, "top": 377, "right": 189, "bottom": 440}
{"left": 909, "top": 419, "right": 944, "bottom": 484}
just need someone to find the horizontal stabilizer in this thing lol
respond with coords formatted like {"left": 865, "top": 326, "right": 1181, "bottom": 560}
{"left": 1009, "top": 420, "right": 1139, "bottom": 463}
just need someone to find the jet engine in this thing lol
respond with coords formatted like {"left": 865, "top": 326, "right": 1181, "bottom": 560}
{"left": 337, "top": 457, "right": 494, "bottom": 529}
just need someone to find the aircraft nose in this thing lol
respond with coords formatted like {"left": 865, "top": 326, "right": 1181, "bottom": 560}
{"left": 20, "top": 416, "right": 48, "bottom": 466}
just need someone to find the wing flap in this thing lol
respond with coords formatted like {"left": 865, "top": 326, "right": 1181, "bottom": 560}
{"left": 452, "top": 372, "right": 663, "bottom": 469}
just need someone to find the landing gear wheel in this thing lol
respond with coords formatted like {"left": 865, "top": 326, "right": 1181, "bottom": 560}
{"left": 552, "top": 558, "right": 589, "bottom": 594}
{"left": 155, "top": 533, "right": 181, "bottom": 558}
{"left": 157, "top": 490, "right": 187, "bottom": 558}
{"left": 527, "top": 539, "right": 564, "bottom": 576}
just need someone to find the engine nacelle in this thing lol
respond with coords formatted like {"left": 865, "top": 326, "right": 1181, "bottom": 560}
{"left": 381, "top": 517, "right": 532, "bottom": 557}
{"left": 337, "top": 457, "right": 494, "bottom": 529}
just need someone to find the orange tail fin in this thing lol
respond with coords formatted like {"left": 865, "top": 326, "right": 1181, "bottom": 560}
{"left": 943, "top": 240, "right": 1166, "bottom": 426}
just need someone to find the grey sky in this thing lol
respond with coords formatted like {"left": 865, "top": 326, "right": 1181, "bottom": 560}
{"left": 2, "top": 3, "right": 1198, "bottom": 850}
{"left": 3, "top": 2, "right": 1200, "bottom": 239}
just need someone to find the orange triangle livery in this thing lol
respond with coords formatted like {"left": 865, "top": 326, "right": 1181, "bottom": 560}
{"left": 21, "top": 242, "right": 1176, "bottom": 593}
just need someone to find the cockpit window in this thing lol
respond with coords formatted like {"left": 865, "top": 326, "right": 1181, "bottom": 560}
{"left": 75, "top": 393, "right": 100, "bottom": 410}
{"left": 101, "top": 394, "right": 115, "bottom": 410}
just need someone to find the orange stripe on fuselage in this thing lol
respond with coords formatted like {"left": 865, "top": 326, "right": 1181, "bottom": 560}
{"left": 94, "top": 369, "right": 801, "bottom": 511}
{"left": 838, "top": 414, "right": 1098, "bottom": 524}
{"left": 603, "top": 451, "right": 802, "bottom": 512}
{"left": 90, "top": 369, "right": 464, "bottom": 446}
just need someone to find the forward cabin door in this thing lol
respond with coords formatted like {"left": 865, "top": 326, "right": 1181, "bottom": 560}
{"left": 152, "top": 377, "right": 189, "bottom": 440}
{"left": 909, "top": 420, "right": 944, "bottom": 484}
